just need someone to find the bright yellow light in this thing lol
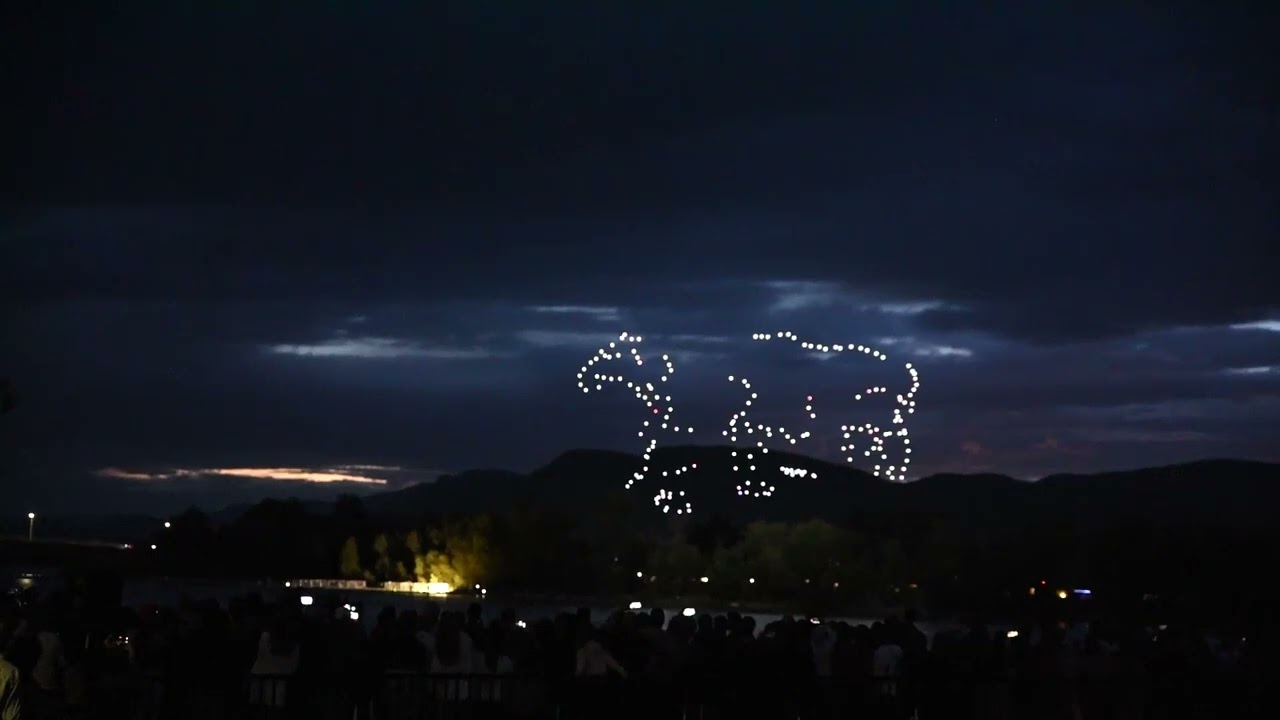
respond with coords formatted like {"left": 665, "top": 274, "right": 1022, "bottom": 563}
{"left": 1029, "top": 587, "right": 1036, "bottom": 596}
{"left": 426, "top": 581, "right": 451, "bottom": 596}
{"left": 1056, "top": 589, "right": 1068, "bottom": 600}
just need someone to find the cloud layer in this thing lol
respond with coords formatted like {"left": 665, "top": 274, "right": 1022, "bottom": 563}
{"left": 2, "top": 2, "right": 1276, "bottom": 511}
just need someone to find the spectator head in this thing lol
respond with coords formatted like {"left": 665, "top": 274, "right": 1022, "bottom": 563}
{"left": 399, "top": 608, "right": 418, "bottom": 630}
{"left": 714, "top": 614, "right": 729, "bottom": 636}
{"left": 648, "top": 607, "right": 665, "bottom": 630}
{"left": 435, "top": 614, "right": 462, "bottom": 666}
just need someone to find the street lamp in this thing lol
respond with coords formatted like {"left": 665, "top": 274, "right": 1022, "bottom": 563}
{"left": 163, "top": 521, "right": 171, "bottom": 529}
{"left": 26, "top": 512, "right": 35, "bottom": 541}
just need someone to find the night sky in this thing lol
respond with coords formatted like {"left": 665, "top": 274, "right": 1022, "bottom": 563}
{"left": 4, "top": 3, "right": 1277, "bottom": 514}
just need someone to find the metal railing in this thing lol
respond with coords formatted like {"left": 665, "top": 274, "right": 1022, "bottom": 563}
{"left": 110, "top": 668, "right": 1259, "bottom": 720}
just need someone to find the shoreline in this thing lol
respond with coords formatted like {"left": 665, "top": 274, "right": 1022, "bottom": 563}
{"left": 123, "top": 575, "right": 955, "bottom": 624}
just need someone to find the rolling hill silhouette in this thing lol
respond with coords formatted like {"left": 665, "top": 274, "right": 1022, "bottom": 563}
{"left": 16, "top": 450, "right": 1274, "bottom": 541}
{"left": 358, "top": 447, "right": 1280, "bottom": 529}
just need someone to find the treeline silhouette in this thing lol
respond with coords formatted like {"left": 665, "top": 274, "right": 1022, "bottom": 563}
{"left": 141, "top": 490, "right": 1275, "bottom": 629}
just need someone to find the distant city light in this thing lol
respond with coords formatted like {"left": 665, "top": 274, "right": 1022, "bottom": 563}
{"left": 628, "top": 601, "right": 643, "bottom": 610}
{"left": 1056, "top": 589, "right": 1069, "bottom": 600}
{"left": 284, "top": 581, "right": 290, "bottom": 588}
{"left": 574, "top": 331, "right": 924, "bottom": 514}
{"left": 164, "top": 521, "right": 171, "bottom": 528}
{"left": 300, "top": 596, "right": 314, "bottom": 606}
{"left": 150, "top": 544, "right": 157, "bottom": 550}
{"left": 699, "top": 576, "right": 709, "bottom": 583}
{"left": 682, "top": 608, "right": 696, "bottom": 617}
{"left": 516, "top": 620, "right": 527, "bottom": 628}
{"left": 1007, "top": 630, "right": 1019, "bottom": 638}
{"left": 636, "top": 571, "right": 643, "bottom": 578}
{"left": 749, "top": 578, "right": 756, "bottom": 584}
{"left": 1073, "top": 588, "right": 1092, "bottom": 596}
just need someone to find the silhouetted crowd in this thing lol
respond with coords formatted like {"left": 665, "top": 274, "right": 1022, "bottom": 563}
{"left": 0, "top": 590, "right": 1266, "bottom": 719}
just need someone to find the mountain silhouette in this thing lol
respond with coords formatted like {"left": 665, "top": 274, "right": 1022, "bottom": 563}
{"left": 358, "top": 447, "right": 1279, "bottom": 529}
{"left": 13, "top": 450, "right": 1274, "bottom": 541}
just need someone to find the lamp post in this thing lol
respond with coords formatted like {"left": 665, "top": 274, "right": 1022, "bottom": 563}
{"left": 27, "top": 512, "right": 35, "bottom": 541}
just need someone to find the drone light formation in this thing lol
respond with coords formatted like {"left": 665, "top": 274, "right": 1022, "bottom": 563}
{"left": 576, "top": 331, "right": 922, "bottom": 514}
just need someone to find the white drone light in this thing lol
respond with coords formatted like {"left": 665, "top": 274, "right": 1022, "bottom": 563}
{"left": 575, "top": 330, "right": 922, "bottom": 514}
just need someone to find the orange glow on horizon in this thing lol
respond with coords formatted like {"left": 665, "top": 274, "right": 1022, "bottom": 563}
{"left": 204, "top": 468, "right": 388, "bottom": 484}
{"left": 95, "top": 465, "right": 390, "bottom": 485}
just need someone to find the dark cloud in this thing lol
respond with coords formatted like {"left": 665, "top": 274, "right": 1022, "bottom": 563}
{"left": 3, "top": 2, "right": 1277, "bottom": 511}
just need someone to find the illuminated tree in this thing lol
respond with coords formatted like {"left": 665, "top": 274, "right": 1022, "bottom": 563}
{"left": 418, "top": 516, "right": 493, "bottom": 588}
{"left": 405, "top": 529, "right": 423, "bottom": 555}
{"left": 339, "top": 536, "right": 362, "bottom": 578}
{"left": 414, "top": 553, "right": 430, "bottom": 583}
{"left": 372, "top": 533, "right": 397, "bottom": 580}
